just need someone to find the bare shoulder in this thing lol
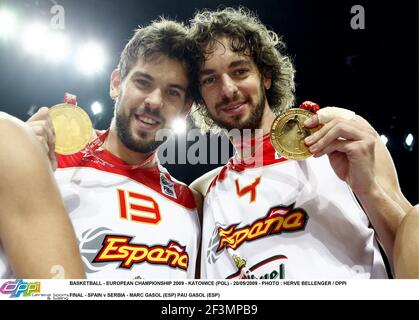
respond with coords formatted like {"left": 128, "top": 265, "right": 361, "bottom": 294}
{"left": 0, "top": 112, "right": 24, "bottom": 128}
{"left": 167, "top": 175, "right": 203, "bottom": 210}
{"left": 190, "top": 166, "right": 224, "bottom": 196}
{"left": 168, "top": 175, "right": 208, "bottom": 225}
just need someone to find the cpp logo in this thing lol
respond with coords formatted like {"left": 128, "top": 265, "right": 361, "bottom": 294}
{"left": 0, "top": 280, "right": 41, "bottom": 298}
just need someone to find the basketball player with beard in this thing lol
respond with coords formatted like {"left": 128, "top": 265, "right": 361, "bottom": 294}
{"left": 0, "top": 113, "right": 85, "bottom": 278}
{"left": 26, "top": 19, "right": 201, "bottom": 278}
{"left": 188, "top": 8, "right": 412, "bottom": 279}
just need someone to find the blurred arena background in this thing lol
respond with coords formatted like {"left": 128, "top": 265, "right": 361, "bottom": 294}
{"left": 0, "top": 0, "right": 417, "bottom": 204}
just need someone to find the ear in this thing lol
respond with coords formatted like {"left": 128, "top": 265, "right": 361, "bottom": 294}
{"left": 110, "top": 69, "right": 121, "bottom": 100}
{"left": 181, "top": 98, "right": 193, "bottom": 115}
{"left": 263, "top": 72, "right": 272, "bottom": 90}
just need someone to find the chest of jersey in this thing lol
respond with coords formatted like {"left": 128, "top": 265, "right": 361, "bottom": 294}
{"left": 56, "top": 167, "right": 199, "bottom": 279}
{"left": 202, "top": 156, "right": 387, "bottom": 279}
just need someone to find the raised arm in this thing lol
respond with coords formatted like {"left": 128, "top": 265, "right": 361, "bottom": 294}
{"left": 394, "top": 205, "right": 419, "bottom": 278}
{"left": 0, "top": 113, "right": 85, "bottom": 278}
{"left": 304, "top": 111, "right": 412, "bottom": 269}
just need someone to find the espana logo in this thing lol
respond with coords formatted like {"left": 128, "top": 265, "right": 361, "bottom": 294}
{"left": 0, "top": 280, "right": 41, "bottom": 298}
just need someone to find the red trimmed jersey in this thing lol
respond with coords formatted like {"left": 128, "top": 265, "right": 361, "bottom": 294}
{"left": 55, "top": 147, "right": 200, "bottom": 279}
{"left": 201, "top": 134, "right": 388, "bottom": 279}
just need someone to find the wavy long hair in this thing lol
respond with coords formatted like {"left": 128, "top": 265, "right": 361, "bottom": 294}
{"left": 188, "top": 7, "right": 296, "bottom": 133}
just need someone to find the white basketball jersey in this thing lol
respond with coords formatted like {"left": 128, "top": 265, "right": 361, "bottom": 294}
{"left": 54, "top": 145, "right": 200, "bottom": 279}
{"left": 201, "top": 135, "right": 388, "bottom": 279}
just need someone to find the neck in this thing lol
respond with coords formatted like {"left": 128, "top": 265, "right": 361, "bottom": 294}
{"left": 260, "top": 104, "right": 276, "bottom": 136}
{"left": 105, "top": 121, "right": 157, "bottom": 168}
{"left": 229, "top": 103, "right": 276, "bottom": 160}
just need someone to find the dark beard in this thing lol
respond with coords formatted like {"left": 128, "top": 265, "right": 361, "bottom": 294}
{"left": 209, "top": 81, "right": 266, "bottom": 132}
{"left": 115, "top": 103, "right": 167, "bottom": 154}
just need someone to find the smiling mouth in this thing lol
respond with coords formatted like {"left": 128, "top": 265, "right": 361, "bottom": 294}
{"left": 134, "top": 114, "right": 161, "bottom": 130}
{"left": 219, "top": 102, "right": 247, "bottom": 115}
{"left": 137, "top": 115, "right": 159, "bottom": 125}
{"left": 222, "top": 104, "right": 242, "bottom": 111}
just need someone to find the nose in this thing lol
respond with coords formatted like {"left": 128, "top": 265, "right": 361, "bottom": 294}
{"left": 221, "top": 74, "right": 238, "bottom": 99}
{"left": 144, "top": 88, "right": 163, "bottom": 110}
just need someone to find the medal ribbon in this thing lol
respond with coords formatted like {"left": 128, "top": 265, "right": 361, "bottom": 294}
{"left": 64, "top": 92, "right": 78, "bottom": 106}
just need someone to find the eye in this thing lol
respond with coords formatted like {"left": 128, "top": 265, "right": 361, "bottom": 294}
{"left": 167, "top": 89, "right": 181, "bottom": 97}
{"left": 233, "top": 69, "right": 249, "bottom": 77}
{"left": 134, "top": 78, "right": 151, "bottom": 88}
{"left": 201, "top": 76, "right": 216, "bottom": 86}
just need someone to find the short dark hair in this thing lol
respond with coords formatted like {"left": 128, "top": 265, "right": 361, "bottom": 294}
{"left": 118, "top": 18, "right": 192, "bottom": 98}
{"left": 188, "top": 7, "right": 296, "bottom": 132}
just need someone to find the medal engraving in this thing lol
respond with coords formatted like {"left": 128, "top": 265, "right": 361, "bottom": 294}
{"left": 49, "top": 103, "right": 93, "bottom": 155}
{"left": 270, "top": 108, "right": 321, "bottom": 160}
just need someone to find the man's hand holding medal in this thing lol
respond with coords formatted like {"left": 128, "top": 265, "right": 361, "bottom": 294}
{"left": 26, "top": 93, "right": 92, "bottom": 170}
{"left": 270, "top": 101, "right": 384, "bottom": 197}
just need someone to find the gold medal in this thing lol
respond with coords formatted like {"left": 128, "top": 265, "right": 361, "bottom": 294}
{"left": 49, "top": 103, "right": 93, "bottom": 155}
{"left": 270, "top": 108, "right": 322, "bottom": 160}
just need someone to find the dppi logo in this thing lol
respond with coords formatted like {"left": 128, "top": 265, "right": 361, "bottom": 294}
{"left": 0, "top": 280, "right": 41, "bottom": 298}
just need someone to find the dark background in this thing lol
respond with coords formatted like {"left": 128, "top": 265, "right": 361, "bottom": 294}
{"left": 0, "top": 0, "right": 417, "bottom": 204}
